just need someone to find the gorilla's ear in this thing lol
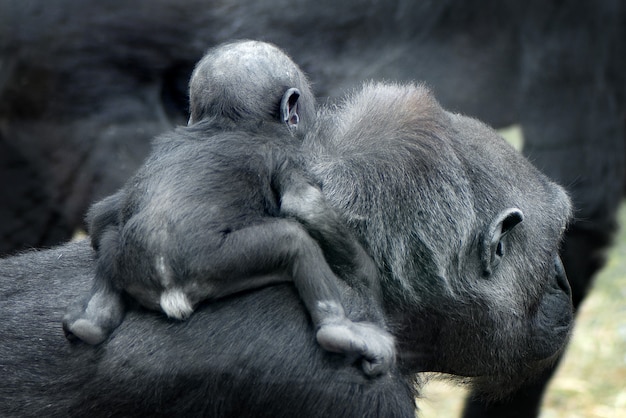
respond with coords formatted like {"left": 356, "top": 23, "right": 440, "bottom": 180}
{"left": 281, "top": 88, "right": 301, "bottom": 128}
{"left": 481, "top": 208, "right": 524, "bottom": 276}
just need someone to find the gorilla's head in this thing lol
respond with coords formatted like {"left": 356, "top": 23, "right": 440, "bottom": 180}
{"left": 307, "top": 82, "right": 573, "bottom": 395}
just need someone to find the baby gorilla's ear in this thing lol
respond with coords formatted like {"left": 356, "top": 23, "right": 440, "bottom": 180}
{"left": 281, "top": 88, "right": 301, "bottom": 128}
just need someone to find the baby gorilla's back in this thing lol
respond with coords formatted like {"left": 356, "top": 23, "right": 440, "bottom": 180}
{"left": 115, "top": 127, "right": 293, "bottom": 313}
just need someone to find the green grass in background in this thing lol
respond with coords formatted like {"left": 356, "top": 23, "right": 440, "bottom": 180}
{"left": 542, "top": 204, "right": 626, "bottom": 417}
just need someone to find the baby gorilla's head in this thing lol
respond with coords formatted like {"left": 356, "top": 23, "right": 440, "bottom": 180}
{"left": 188, "top": 40, "right": 315, "bottom": 131}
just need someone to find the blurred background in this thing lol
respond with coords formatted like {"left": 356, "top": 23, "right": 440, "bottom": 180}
{"left": 1, "top": 1, "right": 624, "bottom": 416}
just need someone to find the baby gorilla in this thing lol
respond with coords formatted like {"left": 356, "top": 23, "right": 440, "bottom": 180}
{"left": 62, "top": 40, "right": 394, "bottom": 376}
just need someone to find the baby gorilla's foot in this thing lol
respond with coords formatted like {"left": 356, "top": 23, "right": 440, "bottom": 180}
{"left": 62, "top": 290, "right": 125, "bottom": 345}
{"left": 316, "top": 320, "right": 396, "bottom": 377}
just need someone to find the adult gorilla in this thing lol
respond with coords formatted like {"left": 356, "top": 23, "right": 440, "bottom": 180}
{"left": 0, "top": 81, "right": 573, "bottom": 417}
{"left": 1, "top": 0, "right": 623, "bottom": 416}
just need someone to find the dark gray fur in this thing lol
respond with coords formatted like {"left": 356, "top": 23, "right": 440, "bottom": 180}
{"left": 1, "top": 81, "right": 573, "bottom": 416}
{"left": 62, "top": 40, "right": 395, "bottom": 376}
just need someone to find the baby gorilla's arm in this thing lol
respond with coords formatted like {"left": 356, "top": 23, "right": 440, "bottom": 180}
{"left": 279, "top": 170, "right": 379, "bottom": 289}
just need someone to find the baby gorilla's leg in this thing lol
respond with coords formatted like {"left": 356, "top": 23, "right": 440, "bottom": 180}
{"left": 63, "top": 227, "right": 125, "bottom": 345}
{"left": 279, "top": 177, "right": 394, "bottom": 374}
{"left": 62, "top": 282, "right": 125, "bottom": 345}
{"left": 203, "top": 219, "right": 395, "bottom": 376}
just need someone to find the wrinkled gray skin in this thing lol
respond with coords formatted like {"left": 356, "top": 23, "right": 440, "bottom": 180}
{"left": 62, "top": 41, "right": 394, "bottom": 376}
